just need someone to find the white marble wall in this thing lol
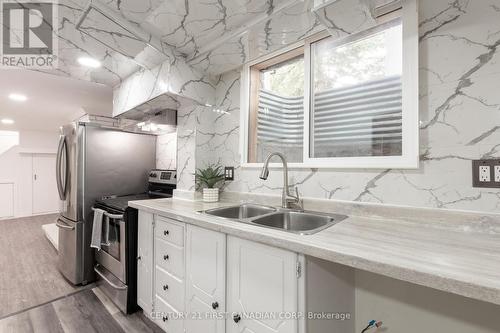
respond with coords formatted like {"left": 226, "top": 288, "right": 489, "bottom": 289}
{"left": 112, "top": 56, "right": 216, "bottom": 116}
{"left": 197, "top": 0, "right": 500, "bottom": 213}
{"left": 156, "top": 132, "right": 177, "bottom": 170}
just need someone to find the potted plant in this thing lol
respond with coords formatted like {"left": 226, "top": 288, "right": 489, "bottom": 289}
{"left": 195, "top": 164, "right": 225, "bottom": 202}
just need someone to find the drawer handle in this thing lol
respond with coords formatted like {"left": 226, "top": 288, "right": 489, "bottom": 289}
{"left": 163, "top": 254, "right": 169, "bottom": 261}
{"left": 233, "top": 314, "right": 241, "bottom": 323}
{"left": 163, "top": 284, "right": 169, "bottom": 291}
{"left": 164, "top": 230, "right": 169, "bottom": 236}
{"left": 162, "top": 315, "right": 168, "bottom": 322}
{"left": 212, "top": 301, "right": 219, "bottom": 310}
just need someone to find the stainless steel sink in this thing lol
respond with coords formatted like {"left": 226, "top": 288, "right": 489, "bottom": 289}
{"left": 251, "top": 211, "right": 347, "bottom": 235}
{"left": 202, "top": 203, "right": 347, "bottom": 235}
{"left": 204, "top": 204, "right": 276, "bottom": 219}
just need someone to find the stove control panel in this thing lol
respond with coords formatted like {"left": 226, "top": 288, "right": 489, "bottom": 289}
{"left": 149, "top": 169, "right": 177, "bottom": 185}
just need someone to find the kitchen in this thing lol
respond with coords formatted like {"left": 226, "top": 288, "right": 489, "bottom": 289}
{"left": 0, "top": 0, "right": 499, "bottom": 332}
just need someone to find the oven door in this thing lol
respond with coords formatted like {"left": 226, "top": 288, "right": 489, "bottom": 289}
{"left": 95, "top": 214, "right": 126, "bottom": 283}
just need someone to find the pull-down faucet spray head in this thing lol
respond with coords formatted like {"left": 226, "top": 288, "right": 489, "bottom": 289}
{"left": 259, "top": 167, "right": 269, "bottom": 180}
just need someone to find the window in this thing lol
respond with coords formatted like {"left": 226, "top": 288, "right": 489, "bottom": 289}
{"left": 243, "top": 6, "right": 418, "bottom": 168}
{"left": 310, "top": 21, "right": 402, "bottom": 159}
{"left": 248, "top": 50, "right": 304, "bottom": 163}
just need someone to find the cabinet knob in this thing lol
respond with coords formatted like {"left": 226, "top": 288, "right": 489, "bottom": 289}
{"left": 163, "top": 254, "right": 169, "bottom": 261}
{"left": 164, "top": 230, "right": 169, "bottom": 236}
{"left": 162, "top": 315, "right": 168, "bottom": 322}
{"left": 233, "top": 314, "right": 241, "bottom": 323}
{"left": 136, "top": 256, "right": 141, "bottom": 261}
{"left": 212, "top": 301, "right": 219, "bottom": 310}
{"left": 163, "top": 284, "right": 169, "bottom": 291}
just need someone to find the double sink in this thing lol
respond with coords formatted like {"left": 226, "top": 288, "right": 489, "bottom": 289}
{"left": 202, "top": 204, "right": 347, "bottom": 235}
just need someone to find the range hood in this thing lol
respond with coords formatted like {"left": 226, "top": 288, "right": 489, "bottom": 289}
{"left": 116, "top": 93, "right": 181, "bottom": 135}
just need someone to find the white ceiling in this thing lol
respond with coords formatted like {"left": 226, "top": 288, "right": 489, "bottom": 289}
{"left": 0, "top": 69, "right": 112, "bottom": 131}
{"left": 1, "top": 0, "right": 326, "bottom": 86}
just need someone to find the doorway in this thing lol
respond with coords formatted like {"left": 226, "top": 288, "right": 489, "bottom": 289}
{"left": 32, "top": 154, "right": 59, "bottom": 214}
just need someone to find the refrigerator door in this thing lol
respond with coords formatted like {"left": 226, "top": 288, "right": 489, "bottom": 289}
{"left": 57, "top": 123, "right": 80, "bottom": 222}
{"left": 56, "top": 216, "right": 83, "bottom": 284}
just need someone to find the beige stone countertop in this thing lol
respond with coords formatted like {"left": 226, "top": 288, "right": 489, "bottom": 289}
{"left": 129, "top": 197, "right": 500, "bottom": 306}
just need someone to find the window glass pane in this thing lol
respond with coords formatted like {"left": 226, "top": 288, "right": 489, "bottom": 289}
{"left": 311, "top": 21, "right": 402, "bottom": 158}
{"left": 248, "top": 55, "right": 304, "bottom": 163}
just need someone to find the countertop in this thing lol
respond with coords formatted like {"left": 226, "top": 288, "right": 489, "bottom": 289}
{"left": 129, "top": 197, "right": 500, "bottom": 306}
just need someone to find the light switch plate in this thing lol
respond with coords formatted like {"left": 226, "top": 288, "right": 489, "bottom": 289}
{"left": 472, "top": 159, "right": 500, "bottom": 188}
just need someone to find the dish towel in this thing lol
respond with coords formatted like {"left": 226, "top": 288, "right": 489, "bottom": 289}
{"left": 91, "top": 208, "right": 105, "bottom": 251}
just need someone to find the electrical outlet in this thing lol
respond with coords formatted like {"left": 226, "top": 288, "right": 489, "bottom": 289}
{"left": 479, "top": 165, "right": 491, "bottom": 182}
{"left": 472, "top": 159, "right": 500, "bottom": 188}
{"left": 224, "top": 166, "right": 234, "bottom": 181}
{"left": 495, "top": 165, "right": 500, "bottom": 182}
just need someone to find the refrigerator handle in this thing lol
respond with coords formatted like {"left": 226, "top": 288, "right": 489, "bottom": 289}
{"left": 56, "top": 134, "right": 68, "bottom": 200}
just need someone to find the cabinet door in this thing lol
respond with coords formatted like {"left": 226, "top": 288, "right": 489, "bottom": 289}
{"left": 137, "top": 211, "right": 154, "bottom": 315}
{"left": 185, "top": 225, "right": 226, "bottom": 333}
{"left": 227, "top": 236, "right": 298, "bottom": 333}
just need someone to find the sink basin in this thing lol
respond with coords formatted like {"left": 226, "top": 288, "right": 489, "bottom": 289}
{"left": 204, "top": 204, "right": 276, "bottom": 219}
{"left": 202, "top": 203, "right": 347, "bottom": 235}
{"left": 250, "top": 211, "right": 347, "bottom": 235}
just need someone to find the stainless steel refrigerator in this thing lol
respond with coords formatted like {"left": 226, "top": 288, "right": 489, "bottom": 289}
{"left": 55, "top": 122, "right": 156, "bottom": 285}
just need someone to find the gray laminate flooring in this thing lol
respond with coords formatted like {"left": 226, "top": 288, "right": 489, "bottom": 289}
{"left": 0, "top": 288, "right": 163, "bottom": 333}
{"left": 0, "top": 214, "right": 82, "bottom": 318}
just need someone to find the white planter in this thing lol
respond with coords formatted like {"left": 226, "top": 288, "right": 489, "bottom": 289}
{"left": 203, "top": 188, "right": 219, "bottom": 202}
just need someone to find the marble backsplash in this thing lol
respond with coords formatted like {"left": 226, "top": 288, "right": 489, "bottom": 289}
{"left": 193, "top": 0, "right": 500, "bottom": 214}
{"left": 156, "top": 132, "right": 177, "bottom": 170}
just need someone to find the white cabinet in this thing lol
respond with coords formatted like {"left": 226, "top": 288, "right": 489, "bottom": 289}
{"left": 185, "top": 225, "right": 226, "bottom": 333}
{"left": 136, "top": 210, "right": 354, "bottom": 333}
{"left": 154, "top": 216, "right": 186, "bottom": 333}
{"left": 226, "top": 236, "right": 299, "bottom": 333}
{"left": 137, "top": 211, "right": 154, "bottom": 316}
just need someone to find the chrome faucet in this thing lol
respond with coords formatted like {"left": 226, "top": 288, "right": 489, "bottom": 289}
{"left": 259, "top": 152, "right": 303, "bottom": 210}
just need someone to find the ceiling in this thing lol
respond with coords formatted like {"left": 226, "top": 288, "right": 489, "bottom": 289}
{"left": 1, "top": 0, "right": 330, "bottom": 87}
{"left": 0, "top": 0, "right": 380, "bottom": 107}
{"left": 0, "top": 69, "right": 112, "bottom": 131}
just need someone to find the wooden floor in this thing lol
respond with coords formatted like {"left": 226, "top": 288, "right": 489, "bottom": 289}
{"left": 0, "top": 214, "right": 82, "bottom": 318}
{"left": 0, "top": 288, "right": 163, "bottom": 333}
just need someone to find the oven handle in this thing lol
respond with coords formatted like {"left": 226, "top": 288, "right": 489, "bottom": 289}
{"left": 94, "top": 264, "right": 127, "bottom": 290}
{"left": 91, "top": 207, "right": 124, "bottom": 220}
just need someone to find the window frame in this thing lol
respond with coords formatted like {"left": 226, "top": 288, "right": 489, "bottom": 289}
{"left": 240, "top": 0, "right": 418, "bottom": 169}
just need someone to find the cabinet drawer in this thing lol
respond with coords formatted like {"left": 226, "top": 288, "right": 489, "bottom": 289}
{"left": 155, "top": 295, "right": 184, "bottom": 333}
{"left": 155, "top": 238, "right": 184, "bottom": 278}
{"left": 155, "top": 266, "right": 184, "bottom": 311}
{"left": 155, "top": 216, "right": 184, "bottom": 247}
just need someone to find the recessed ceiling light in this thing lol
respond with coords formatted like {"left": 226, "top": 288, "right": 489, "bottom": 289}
{"left": 8, "top": 93, "right": 27, "bottom": 102}
{"left": 1, "top": 119, "right": 14, "bottom": 125}
{"left": 77, "top": 57, "right": 101, "bottom": 68}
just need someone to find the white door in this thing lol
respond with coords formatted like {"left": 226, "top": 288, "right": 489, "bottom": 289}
{"left": 137, "top": 211, "right": 154, "bottom": 316}
{"left": 226, "top": 236, "right": 298, "bottom": 333}
{"left": 185, "top": 225, "right": 226, "bottom": 333}
{"left": 32, "top": 154, "right": 58, "bottom": 214}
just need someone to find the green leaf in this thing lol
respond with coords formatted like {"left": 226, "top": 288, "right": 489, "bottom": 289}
{"left": 194, "top": 163, "right": 226, "bottom": 189}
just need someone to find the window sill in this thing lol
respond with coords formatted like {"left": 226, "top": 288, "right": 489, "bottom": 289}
{"left": 241, "top": 160, "right": 419, "bottom": 170}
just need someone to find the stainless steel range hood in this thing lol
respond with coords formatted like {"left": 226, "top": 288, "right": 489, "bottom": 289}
{"left": 116, "top": 93, "right": 180, "bottom": 135}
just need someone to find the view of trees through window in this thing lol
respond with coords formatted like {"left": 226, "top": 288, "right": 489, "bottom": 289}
{"left": 260, "top": 56, "right": 304, "bottom": 97}
{"left": 313, "top": 24, "right": 402, "bottom": 92}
